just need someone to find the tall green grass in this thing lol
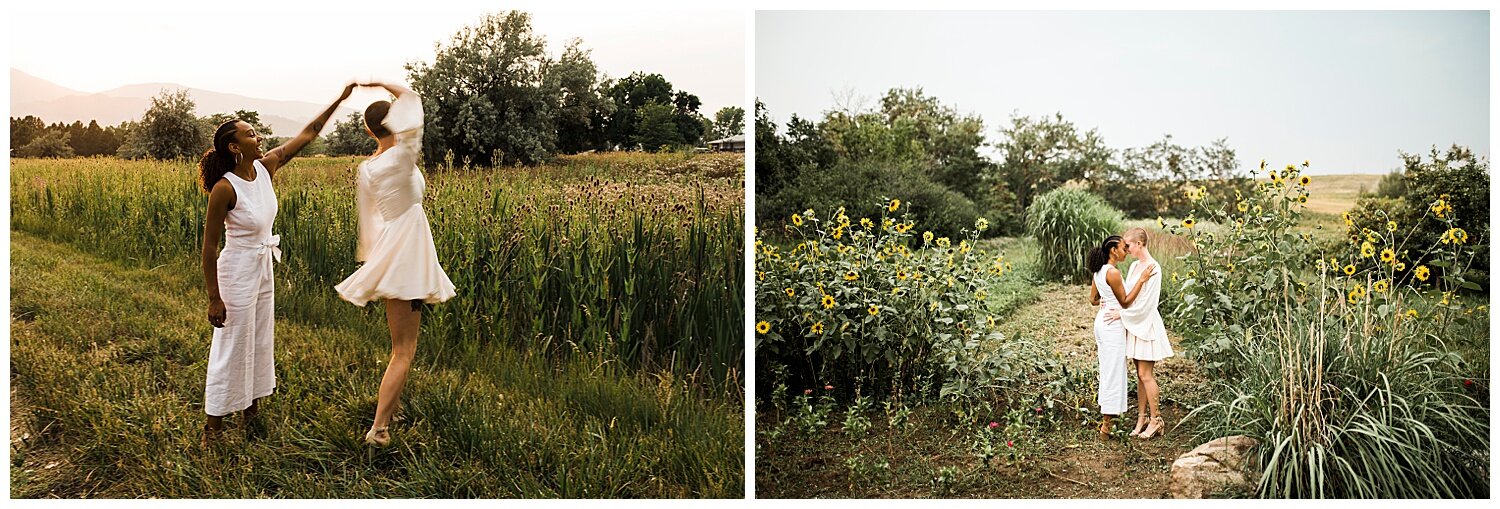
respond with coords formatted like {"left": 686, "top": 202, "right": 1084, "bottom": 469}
{"left": 1025, "top": 187, "right": 1124, "bottom": 284}
{"left": 11, "top": 154, "right": 744, "bottom": 389}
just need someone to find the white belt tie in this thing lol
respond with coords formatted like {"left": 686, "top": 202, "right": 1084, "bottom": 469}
{"left": 258, "top": 235, "right": 282, "bottom": 273}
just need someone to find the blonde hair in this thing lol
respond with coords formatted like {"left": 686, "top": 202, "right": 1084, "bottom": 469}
{"left": 1123, "top": 227, "right": 1148, "bottom": 247}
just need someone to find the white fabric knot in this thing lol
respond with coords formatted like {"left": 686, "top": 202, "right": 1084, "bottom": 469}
{"left": 258, "top": 234, "right": 282, "bottom": 272}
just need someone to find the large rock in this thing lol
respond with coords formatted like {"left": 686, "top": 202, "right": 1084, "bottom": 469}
{"left": 1169, "top": 435, "right": 1259, "bottom": 498}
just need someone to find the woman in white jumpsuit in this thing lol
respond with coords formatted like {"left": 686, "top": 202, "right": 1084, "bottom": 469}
{"left": 333, "top": 82, "right": 456, "bottom": 447}
{"left": 1087, "top": 235, "right": 1154, "bottom": 439}
{"left": 200, "top": 84, "right": 355, "bottom": 443}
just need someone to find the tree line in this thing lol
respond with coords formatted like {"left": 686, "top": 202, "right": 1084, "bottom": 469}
{"left": 10, "top": 10, "right": 745, "bottom": 166}
{"left": 755, "top": 88, "right": 1250, "bottom": 236}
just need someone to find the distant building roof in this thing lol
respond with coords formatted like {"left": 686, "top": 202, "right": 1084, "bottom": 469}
{"left": 707, "top": 134, "right": 745, "bottom": 145}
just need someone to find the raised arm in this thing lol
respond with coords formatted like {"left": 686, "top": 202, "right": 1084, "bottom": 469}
{"left": 362, "top": 81, "right": 413, "bottom": 98}
{"left": 202, "top": 180, "right": 235, "bottom": 328}
{"left": 1107, "top": 263, "right": 1157, "bottom": 308}
{"left": 261, "top": 83, "right": 356, "bottom": 176}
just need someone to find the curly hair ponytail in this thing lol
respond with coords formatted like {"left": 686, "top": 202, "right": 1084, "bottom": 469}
{"left": 1085, "top": 235, "right": 1124, "bottom": 276}
{"left": 198, "top": 119, "right": 241, "bottom": 193}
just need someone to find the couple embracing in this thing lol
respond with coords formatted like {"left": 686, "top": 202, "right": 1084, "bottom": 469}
{"left": 1087, "top": 228, "right": 1172, "bottom": 440}
{"left": 198, "top": 81, "right": 455, "bottom": 447}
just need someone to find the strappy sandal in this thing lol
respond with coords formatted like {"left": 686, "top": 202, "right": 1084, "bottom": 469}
{"left": 1097, "top": 420, "right": 1112, "bottom": 440}
{"left": 1138, "top": 416, "right": 1166, "bottom": 439}
{"left": 1129, "top": 415, "right": 1147, "bottom": 437}
{"left": 364, "top": 426, "right": 391, "bottom": 448}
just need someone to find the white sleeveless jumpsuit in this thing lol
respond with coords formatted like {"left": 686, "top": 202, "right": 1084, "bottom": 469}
{"left": 204, "top": 160, "right": 280, "bottom": 417}
{"left": 1093, "top": 266, "right": 1128, "bottom": 415}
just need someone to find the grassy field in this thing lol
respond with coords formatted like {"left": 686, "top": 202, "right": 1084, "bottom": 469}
{"left": 754, "top": 173, "right": 1487, "bottom": 498}
{"left": 10, "top": 153, "right": 745, "bottom": 498}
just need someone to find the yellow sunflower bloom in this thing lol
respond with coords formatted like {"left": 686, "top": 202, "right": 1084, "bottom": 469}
{"left": 1360, "top": 242, "right": 1375, "bottom": 258}
{"left": 1183, "top": 218, "right": 1196, "bottom": 228}
{"left": 1414, "top": 265, "right": 1430, "bottom": 282}
{"left": 755, "top": 321, "right": 770, "bottom": 334}
{"left": 810, "top": 322, "right": 825, "bottom": 334}
{"left": 791, "top": 214, "right": 804, "bottom": 226}
{"left": 1299, "top": 175, "right": 1311, "bottom": 186}
{"left": 867, "top": 305, "right": 880, "bottom": 316}
{"left": 821, "top": 295, "right": 836, "bottom": 309}
{"left": 1373, "top": 280, "right": 1388, "bottom": 293}
{"left": 922, "top": 231, "right": 934, "bottom": 244}
{"left": 1343, "top": 264, "right": 1356, "bottom": 276}
{"left": 888, "top": 199, "right": 901, "bottom": 212}
{"left": 860, "top": 217, "right": 873, "bottom": 229}
{"left": 1387, "top": 221, "right": 1397, "bottom": 232}
{"left": 843, "top": 271, "right": 858, "bottom": 281}
{"left": 1380, "top": 248, "right": 1395, "bottom": 264}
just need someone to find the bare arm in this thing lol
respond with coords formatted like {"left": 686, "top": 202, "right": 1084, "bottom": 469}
{"left": 362, "top": 81, "right": 413, "bottom": 98}
{"left": 1108, "top": 264, "right": 1157, "bottom": 308}
{"left": 1089, "top": 280, "right": 1101, "bottom": 306}
{"left": 202, "top": 180, "right": 235, "bottom": 328}
{"left": 261, "top": 83, "right": 356, "bottom": 176}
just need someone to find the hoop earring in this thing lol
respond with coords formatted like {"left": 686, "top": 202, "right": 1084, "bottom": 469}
{"left": 234, "top": 152, "right": 242, "bottom": 165}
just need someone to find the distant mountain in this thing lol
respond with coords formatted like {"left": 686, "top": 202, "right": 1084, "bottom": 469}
{"left": 10, "top": 68, "right": 357, "bottom": 136}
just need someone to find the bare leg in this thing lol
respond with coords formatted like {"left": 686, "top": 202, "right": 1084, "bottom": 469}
{"left": 368, "top": 299, "right": 420, "bottom": 445}
{"left": 1138, "top": 360, "right": 1164, "bottom": 438}
{"left": 1099, "top": 413, "right": 1115, "bottom": 440}
{"left": 1130, "top": 361, "right": 1147, "bottom": 436}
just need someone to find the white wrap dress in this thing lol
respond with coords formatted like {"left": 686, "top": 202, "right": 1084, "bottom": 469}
{"left": 205, "top": 160, "right": 280, "bottom": 417}
{"left": 1122, "top": 260, "right": 1174, "bottom": 361}
{"left": 1092, "top": 266, "right": 1128, "bottom": 415}
{"left": 334, "top": 90, "right": 456, "bottom": 306}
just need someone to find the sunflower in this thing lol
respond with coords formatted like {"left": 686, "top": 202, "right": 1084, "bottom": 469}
{"left": 1299, "top": 175, "right": 1311, "bottom": 186}
{"left": 843, "top": 271, "right": 858, "bottom": 281}
{"left": 810, "top": 322, "right": 825, "bottom": 334}
{"left": 1406, "top": 309, "right": 1419, "bottom": 319}
{"left": 860, "top": 217, "right": 873, "bottom": 229}
{"left": 867, "top": 305, "right": 880, "bottom": 316}
{"left": 1347, "top": 284, "right": 1366, "bottom": 304}
{"left": 1414, "top": 265, "right": 1430, "bottom": 282}
{"left": 791, "top": 214, "right": 804, "bottom": 226}
{"left": 922, "top": 231, "right": 934, "bottom": 244}
{"left": 975, "top": 217, "right": 990, "bottom": 232}
{"left": 1373, "top": 280, "right": 1388, "bottom": 293}
{"left": 1157, "top": 216, "right": 1166, "bottom": 228}
{"left": 896, "top": 270, "right": 909, "bottom": 280}
{"left": 888, "top": 199, "right": 901, "bottom": 212}
{"left": 1183, "top": 218, "right": 1196, "bottom": 228}
{"left": 936, "top": 237, "right": 951, "bottom": 248}
{"left": 1237, "top": 201, "right": 1248, "bottom": 213}
{"left": 1298, "top": 195, "right": 1307, "bottom": 203}
{"left": 821, "top": 294, "right": 836, "bottom": 309}
{"left": 1343, "top": 264, "right": 1356, "bottom": 276}
{"left": 755, "top": 321, "right": 770, "bottom": 334}
{"left": 890, "top": 287, "right": 903, "bottom": 296}
{"left": 1360, "top": 242, "right": 1375, "bottom": 258}
{"left": 1395, "top": 262, "right": 1407, "bottom": 272}
{"left": 1379, "top": 248, "right": 1395, "bottom": 264}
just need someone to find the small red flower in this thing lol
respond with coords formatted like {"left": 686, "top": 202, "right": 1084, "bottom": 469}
{"left": 1035, "top": 407, "right": 1043, "bottom": 413}
{"left": 1006, "top": 440, "right": 1014, "bottom": 447}
{"left": 824, "top": 385, "right": 833, "bottom": 391}
{"left": 1464, "top": 379, "right": 1474, "bottom": 387}
{"left": 803, "top": 389, "right": 813, "bottom": 395}
{"left": 988, "top": 422, "right": 999, "bottom": 429}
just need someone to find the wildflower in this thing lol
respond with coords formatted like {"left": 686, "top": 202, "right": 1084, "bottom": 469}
{"left": 804, "top": 389, "right": 813, "bottom": 395}
{"left": 867, "top": 305, "right": 880, "bottom": 316}
{"left": 883, "top": 217, "right": 894, "bottom": 229}
{"left": 1441, "top": 227, "right": 1469, "bottom": 245}
{"left": 1360, "top": 241, "right": 1375, "bottom": 258}
{"left": 1415, "top": 265, "right": 1430, "bottom": 282}
{"left": 1348, "top": 284, "right": 1366, "bottom": 304}
{"left": 824, "top": 384, "right": 834, "bottom": 391}
{"left": 1226, "top": 262, "right": 1235, "bottom": 273}
{"left": 1183, "top": 218, "right": 1196, "bottom": 228}
{"left": 1343, "top": 264, "right": 1356, "bottom": 276}
{"left": 1035, "top": 407, "right": 1043, "bottom": 414}
{"left": 888, "top": 198, "right": 901, "bottom": 212}
{"left": 756, "top": 321, "right": 770, "bottom": 334}
{"left": 890, "top": 287, "right": 903, "bottom": 296}
{"left": 1342, "top": 211, "right": 1353, "bottom": 226}
{"left": 784, "top": 287, "right": 795, "bottom": 297}
{"left": 1395, "top": 262, "right": 1407, "bottom": 272}
{"left": 1465, "top": 379, "right": 1475, "bottom": 387}
{"left": 810, "top": 322, "right": 825, "bottom": 334}
{"left": 860, "top": 217, "right": 873, "bottom": 229}
{"left": 822, "top": 295, "right": 836, "bottom": 309}
{"left": 1007, "top": 440, "right": 1015, "bottom": 448}
{"left": 897, "top": 270, "right": 909, "bottom": 280}
{"left": 988, "top": 422, "right": 999, "bottom": 429}
{"left": 791, "top": 214, "right": 804, "bottom": 226}
{"left": 923, "top": 231, "right": 934, "bottom": 244}
{"left": 936, "top": 237, "right": 951, "bottom": 248}
{"left": 1387, "top": 221, "right": 1397, "bottom": 232}
{"left": 1406, "top": 309, "right": 1419, "bottom": 319}
{"left": 1297, "top": 195, "right": 1307, "bottom": 204}
{"left": 1303, "top": 160, "right": 1310, "bottom": 167}
{"left": 1373, "top": 280, "right": 1388, "bottom": 293}
{"left": 976, "top": 217, "right": 990, "bottom": 232}
{"left": 1254, "top": 205, "right": 1262, "bottom": 214}
{"left": 845, "top": 271, "right": 860, "bottom": 281}
{"left": 1379, "top": 248, "right": 1395, "bottom": 264}
{"left": 1237, "top": 201, "right": 1248, "bottom": 213}
{"left": 831, "top": 226, "right": 844, "bottom": 239}
{"left": 1157, "top": 216, "right": 1166, "bottom": 228}
{"left": 1299, "top": 175, "right": 1311, "bottom": 186}
{"left": 757, "top": 271, "right": 765, "bottom": 281}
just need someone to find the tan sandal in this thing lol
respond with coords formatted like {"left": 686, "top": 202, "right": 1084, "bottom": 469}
{"left": 364, "top": 426, "right": 391, "bottom": 447}
{"left": 1138, "top": 416, "right": 1165, "bottom": 439}
{"left": 1129, "top": 415, "right": 1147, "bottom": 437}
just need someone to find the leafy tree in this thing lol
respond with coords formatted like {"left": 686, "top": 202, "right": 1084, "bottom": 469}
{"left": 15, "top": 129, "right": 74, "bottom": 158}
{"left": 711, "top": 106, "right": 745, "bottom": 140}
{"left": 989, "top": 112, "right": 1114, "bottom": 224}
{"left": 10, "top": 115, "right": 46, "bottom": 151}
{"left": 1349, "top": 145, "right": 1490, "bottom": 282}
{"left": 406, "top": 11, "right": 556, "bottom": 166}
{"left": 633, "top": 102, "right": 684, "bottom": 151}
{"left": 1093, "top": 135, "right": 1247, "bottom": 218}
{"left": 119, "top": 89, "right": 208, "bottom": 160}
{"left": 604, "top": 72, "right": 674, "bottom": 147}
{"left": 67, "top": 120, "right": 120, "bottom": 156}
{"left": 325, "top": 112, "right": 377, "bottom": 156}
{"left": 548, "top": 39, "right": 613, "bottom": 153}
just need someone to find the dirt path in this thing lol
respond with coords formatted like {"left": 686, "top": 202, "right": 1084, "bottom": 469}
{"left": 998, "top": 284, "right": 1205, "bottom": 498}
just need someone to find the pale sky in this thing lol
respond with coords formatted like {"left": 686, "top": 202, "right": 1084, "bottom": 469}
{"left": 757, "top": 10, "right": 1489, "bottom": 175}
{"left": 9, "top": 1, "right": 745, "bottom": 116}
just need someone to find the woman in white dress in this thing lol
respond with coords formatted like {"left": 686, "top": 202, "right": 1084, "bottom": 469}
{"left": 1119, "top": 227, "right": 1172, "bottom": 439}
{"left": 1086, "top": 235, "right": 1155, "bottom": 439}
{"left": 200, "top": 84, "right": 355, "bottom": 443}
{"left": 333, "top": 82, "right": 456, "bottom": 447}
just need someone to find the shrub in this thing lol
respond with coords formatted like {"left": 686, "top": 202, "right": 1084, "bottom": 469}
{"left": 755, "top": 198, "right": 1027, "bottom": 410}
{"left": 757, "top": 160, "right": 982, "bottom": 239}
{"left": 1025, "top": 187, "right": 1124, "bottom": 284}
{"left": 1346, "top": 145, "right": 1489, "bottom": 284}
